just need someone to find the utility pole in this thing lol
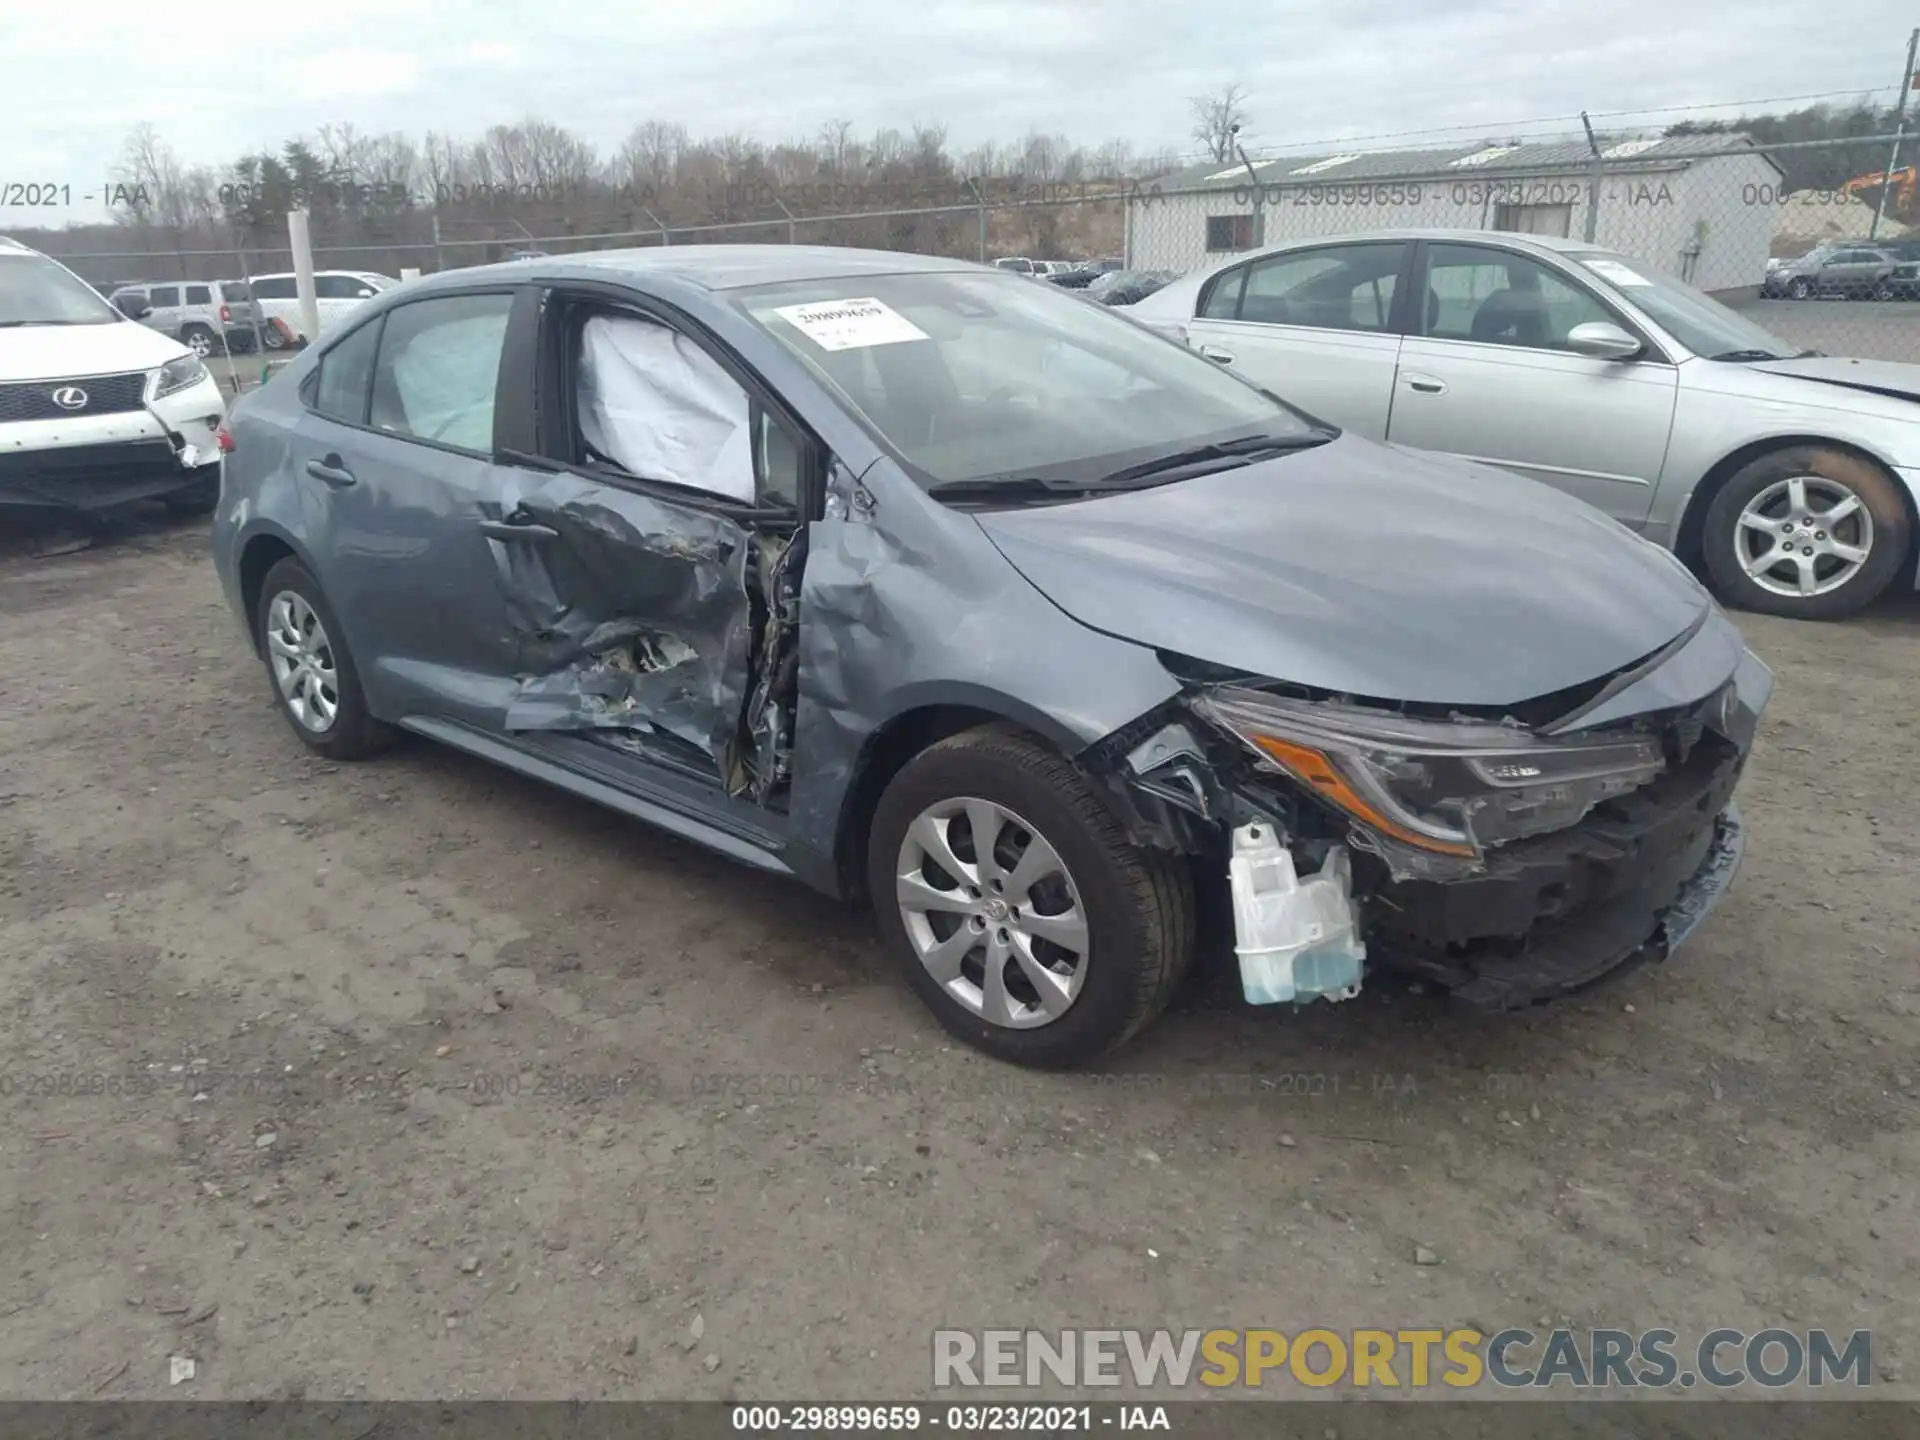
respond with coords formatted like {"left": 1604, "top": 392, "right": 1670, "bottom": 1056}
{"left": 1870, "top": 26, "right": 1920, "bottom": 240}
{"left": 1232, "top": 125, "right": 1265, "bottom": 247}
{"left": 1579, "top": 111, "right": 1604, "bottom": 244}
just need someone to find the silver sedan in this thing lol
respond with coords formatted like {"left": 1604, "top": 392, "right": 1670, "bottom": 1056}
{"left": 1129, "top": 228, "right": 1920, "bottom": 620}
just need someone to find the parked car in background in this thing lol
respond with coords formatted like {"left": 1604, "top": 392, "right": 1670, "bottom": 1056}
{"left": 1086, "top": 269, "right": 1182, "bottom": 305}
{"left": 1872, "top": 237, "right": 1920, "bottom": 298}
{"left": 109, "top": 279, "right": 266, "bottom": 357}
{"left": 248, "top": 270, "right": 398, "bottom": 344}
{"left": 210, "top": 245, "right": 1767, "bottom": 1066}
{"left": 0, "top": 237, "right": 225, "bottom": 515}
{"left": 991, "top": 257, "right": 1040, "bottom": 276}
{"left": 1762, "top": 244, "right": 1897, "bottom": 300}
{"left": 1129, "top": 228, "right": 1920, "bottom": 620}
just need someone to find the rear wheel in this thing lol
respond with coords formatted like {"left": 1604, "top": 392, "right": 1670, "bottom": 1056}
{"left": 867, "top": 725, "right": 1194, "bottom": 1068}
{"left": 1702, "top": 446, "right": 1910, "bottom": 620}
{"left": 254, "top": 557, "right": 393, "bottom": 759}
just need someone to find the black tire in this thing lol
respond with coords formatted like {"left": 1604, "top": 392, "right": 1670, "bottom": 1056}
{"left": 1789, "top": 277, "right": 1811, "bottom": 300}
{"left": 1874, "top": 280, "right": 1896, "bottom": 301}
{"left": 253, "top": 556, "right": 394, "bottom": 759}
{"left": 866, "top": 723, "right": 1194, "bottom": 1068}
{"left": 262, "top": 325, "right": 287, "bottom": 351}
{"left": 1701, "top": 446, "right": 1911, "bottom": 620}
{"left": 181, "top": 324, "right": 224, "bottom": 358}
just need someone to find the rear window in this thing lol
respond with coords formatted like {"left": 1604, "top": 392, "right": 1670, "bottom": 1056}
{"left": 220, "top": 282, "right": 254, "bottom": 301}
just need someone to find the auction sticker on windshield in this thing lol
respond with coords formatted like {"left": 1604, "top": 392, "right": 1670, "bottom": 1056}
{"left": 773, "top": 297, "right": 930, "bottom": 350}
{"left": 1583, "top": 258, "right": 1650, "bottom": 287}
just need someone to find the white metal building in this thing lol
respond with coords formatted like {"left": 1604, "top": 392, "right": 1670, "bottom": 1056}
{"left": 1124, "top": 135, "right": 1783, "bottom": 295}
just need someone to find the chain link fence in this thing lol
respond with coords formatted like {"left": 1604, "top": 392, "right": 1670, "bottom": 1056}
{"left": 30, "top": 133, "right": 1918, "bottom": 388}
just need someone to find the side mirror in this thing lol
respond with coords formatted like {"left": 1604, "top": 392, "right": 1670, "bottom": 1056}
{"left": 1565, "top": 320, "right": 1642, "bottom": 361}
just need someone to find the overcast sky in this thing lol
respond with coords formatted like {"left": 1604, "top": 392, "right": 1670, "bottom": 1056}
{"left": 2, "top": 0, "right": 1909, "bottom": 225}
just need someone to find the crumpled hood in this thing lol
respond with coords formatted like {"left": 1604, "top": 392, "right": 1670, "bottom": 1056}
{"left": 0, "top": 319, "right": 186, "bottom": 382}
{"left": 975, "top": 434, "right": 1710, "bottom": 708}
{"left": 1749, "top": 354, "right": 1920, "bottom": 402}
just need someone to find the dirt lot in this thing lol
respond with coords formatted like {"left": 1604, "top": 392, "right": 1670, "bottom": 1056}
{"left": 0, "top": 510, "right": 1916, "bottom": 1405}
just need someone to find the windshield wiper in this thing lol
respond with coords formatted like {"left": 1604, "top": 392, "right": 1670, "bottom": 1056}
{"left": 0, "top": 319, "right": 99, "bottom": 328}
{"left": 926, "top": 476, "right": 1105, "bottom": 505}
{"left": 1097, "top": 428, "right": 1335, "bottom": 485}
{"left": 1708, "top": 349, "right": 1786, "bottom": 362}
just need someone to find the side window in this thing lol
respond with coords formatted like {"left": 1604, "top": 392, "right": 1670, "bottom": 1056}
{"left": 1422, "top": 244, "right": 1614, "bottom": 352}
{"left": 1237, "top": 243, "right": 1405, "bottom": 332}
{"left": 1198, "top": 266, "right": 1247, "bottom": 320}
{"left": 368, "top": 293, "right": 513, "bottom": 452}
{"left": 149, "top": 285, "right": 180, "bottom": 307}
{"left": 253, "top": 277, "right": 295, "bottom": 299}
{"left": 317, "top": 274, "right": 380, "bottom": 300}
{"left": 112, "top": 290, "right": 146, "bottom": 316}
{"left": 311, "top": 318, "right": 383, "bottom": 425}
{"left": 572, "top": 312, "right": 756, "bottom": 504}
{"left": 184, "top": 284, "right": 212, "bottom": 305}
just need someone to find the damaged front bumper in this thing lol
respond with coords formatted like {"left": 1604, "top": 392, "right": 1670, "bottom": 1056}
{"left": 1110, "top": 633, "right": 1769, "bottom": 1012}
{"left": 0, "top": 378, "right": 226, "bottom": 512}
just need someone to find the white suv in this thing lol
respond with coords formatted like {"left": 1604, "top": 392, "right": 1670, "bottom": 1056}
{"left": 0, "top": 237, "right": 228, "bottom": 515}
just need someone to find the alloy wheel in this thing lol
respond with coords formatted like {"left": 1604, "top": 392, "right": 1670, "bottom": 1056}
{"left": 186, "top": 329, "right": 215, "bottom": 357}
{"left": 894, "top": 797, "right": 1089, "bottom": 1029}
{"left": 265, "top": 590, "right": 340, "bottom": 732}
{"left": 1733, "top": 475, "right": 1875, "bottom": 599}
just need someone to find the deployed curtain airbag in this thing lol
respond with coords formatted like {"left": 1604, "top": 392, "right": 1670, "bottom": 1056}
{"left": 578, "top": 315, "right": 755, "bottom": 502}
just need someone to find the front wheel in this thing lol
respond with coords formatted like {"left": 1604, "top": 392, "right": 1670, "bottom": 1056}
{"left": 1788, "top": 277, "right": 1812, "bottom": 300}
{"left": 867, "top": 724, "right": 1194, "bottom": 1067}
{"left": 1874, "top": 280, "right": 1896, "bottom": 301}
{"left": 1702, "top": 447, "right": 1911, "bottom": 620}
{"left": 181, "top": 324, "right": 223, "bottom": 358}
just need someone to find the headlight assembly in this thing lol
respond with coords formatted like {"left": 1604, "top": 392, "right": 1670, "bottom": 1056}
{"left": 1192, "top": 687, "right": 1668, "bottom": 866}
{"left": 149, "top": 355, "right": 209, "bottom": 401}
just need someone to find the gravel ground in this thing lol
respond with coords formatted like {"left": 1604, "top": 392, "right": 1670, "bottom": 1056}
{"left": 0, "top": 510, "right": 1916, "bottom": 1404}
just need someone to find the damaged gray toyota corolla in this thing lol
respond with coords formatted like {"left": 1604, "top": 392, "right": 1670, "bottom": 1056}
{"left": 210, "top": 245, "right": 1772, "bottom": 1068}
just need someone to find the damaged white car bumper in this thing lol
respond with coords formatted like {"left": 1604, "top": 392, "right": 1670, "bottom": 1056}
{"left": 0, "top": 370, "right": 225, "bottom": 511}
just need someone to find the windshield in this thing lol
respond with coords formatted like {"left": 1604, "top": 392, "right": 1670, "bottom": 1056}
{"left": 0, "top": 253, "right": 121, "bottom": 327}
{"left": 1571, "top": 251, "right": 1803, "bottom": 360}
{"left": 735, "top": 270, "right": 1314, "bottom": 487}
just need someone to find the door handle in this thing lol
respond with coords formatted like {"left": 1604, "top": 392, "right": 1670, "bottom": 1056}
{"left": 478, "top": 517, "right": 559, "bottom": 543}
{"left": 304, "top": 456, "right": 356, "bottom": 488}
{"left": 1199, "top": 344, "right": 1235, "bottom": 365}
{"left": 1404, "top": 375, "right": 1447, "bottom": 395}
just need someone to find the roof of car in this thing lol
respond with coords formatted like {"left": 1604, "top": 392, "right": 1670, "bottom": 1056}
{"left": 460, "top": 245, "right": 980, "bottom": 292}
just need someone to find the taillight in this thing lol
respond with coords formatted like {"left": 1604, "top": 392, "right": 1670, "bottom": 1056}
{"left": 219, "top": 303, "right": 231, "bottom": 323}
{"left": 216, "top": 425, "right": 235, "bottom": 453}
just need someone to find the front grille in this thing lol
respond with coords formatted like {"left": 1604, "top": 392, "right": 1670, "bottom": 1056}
{"left": 0, "top": 372, "right": 149, "bottom": 423}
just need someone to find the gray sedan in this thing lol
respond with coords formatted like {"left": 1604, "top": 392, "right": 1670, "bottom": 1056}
{"left": 210, "top": 247, "right": 1767, "bottom": 1066}
{"left": 1130, "top": 229, "right": 1920, "bottom": 620}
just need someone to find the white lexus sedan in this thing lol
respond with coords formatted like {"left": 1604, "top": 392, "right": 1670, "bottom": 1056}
{"left": 1129, "top": 229, "right": 1920, "bottom": 620}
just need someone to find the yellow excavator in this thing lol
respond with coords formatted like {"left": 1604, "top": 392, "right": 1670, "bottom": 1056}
{"left": 1841, "top": 165, "right": 1917, "bottom": 214}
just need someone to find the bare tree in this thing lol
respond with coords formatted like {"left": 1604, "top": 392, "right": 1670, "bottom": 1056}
{"left": 1189, "top": 82, "right": 1250, "bottom": 163}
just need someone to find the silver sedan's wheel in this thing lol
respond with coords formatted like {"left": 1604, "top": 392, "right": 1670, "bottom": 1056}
{"left": 265, "top": 589, "right": 340, "bottom": 732}
{"left": 1733, "top": 474, "right": 1874, "bottom": 599}
{"left": 895, "top": 796, "right": 1089, "bottom": 1029}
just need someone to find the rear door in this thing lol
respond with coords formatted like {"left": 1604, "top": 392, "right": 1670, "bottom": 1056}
{"left": 1387, "top": 240, "right": 1677, "bottom": 526}
{"left": 315, "top": 273, "right": 383, "bottom": 334}
{"left": 287, "top": 287, "right": 542, "bottom": 730}
{"left": 1182, "top": 241, "right": 1412, "bottom": 438}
